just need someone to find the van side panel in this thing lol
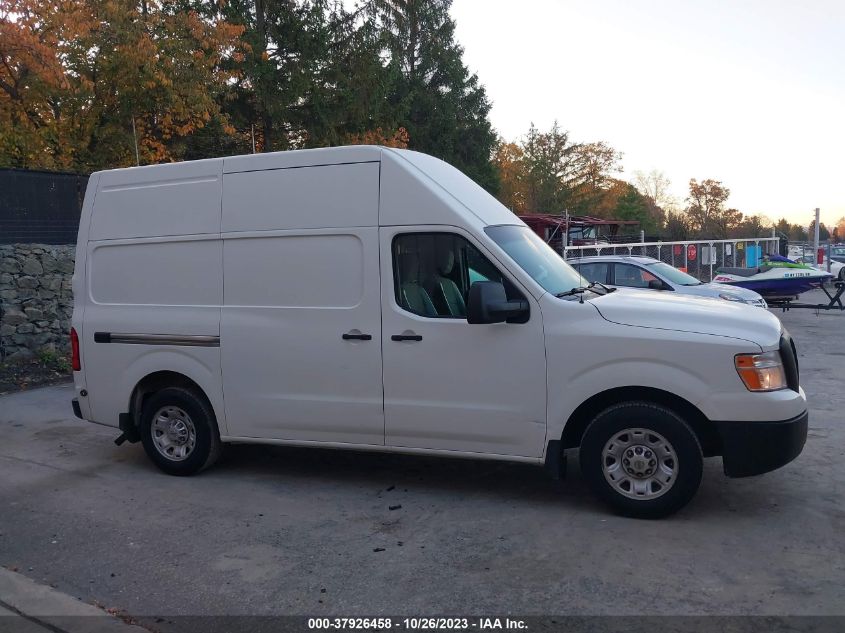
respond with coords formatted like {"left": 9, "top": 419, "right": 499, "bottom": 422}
{"left": 222, "top": 145, "right": 382, "bottom": 174}
{"left": 381, "top": 149, "right": 524, "bottom": 228}
{"left": 81, "top": 162, "right": 224, "bottom": 430}
{"left": 89, "top": 160, "right": 222, "bottom": 240}
{"left": 220, "top": 163, "right": 384, "bottom": 444}
{"left": 222, "top": 162, "right": 380, "bottom": 232}
{"left": 378, "top": 152, "right": 466, "bottom": 227}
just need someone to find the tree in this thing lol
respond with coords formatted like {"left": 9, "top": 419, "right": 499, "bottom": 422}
{"left": 368, "top": 0, "right": 499, "bottom": 192}
{"left": 0, "top": 0, "right": 244, "bottom": 170}
{"left": 736, "top": 214, "right": 773, "bottom": 238}
{"left": 520, "top": 121, "right": 575, "bottom": 213}
{"left": 633, "top": 169, "right": 676, "bottom": 211}
{"left": 809, "top": 220, "right": 831, "bottom": 242}
{"left": 496, "top": 122, "right": 627, "bottom": 217}
{"left": 686, "top": 178, "right": 739, "bottom": 238}
{"left": 832, "top": 217, "right": 845, "bottom": 243}
{"left": 611, "top": 183, "right": 661, "bottom": 233}
{"left": 218, "top": 0, "right": 338, "bottom": 153}
{"left": 568, "top": 141, "right": 622, "bottom": 215}
{"left": 493, "top": 140, "right": 528, "bottom": 214}
{"left": 345, "top": 126, "right": 409, "bottom": 148}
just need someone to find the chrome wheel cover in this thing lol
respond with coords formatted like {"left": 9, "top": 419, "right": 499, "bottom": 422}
{"left": 151, "top": 406, "right": 197, "bottom": 462}
{"left": 602, "top": 428, "right": 677, "bottom": 500}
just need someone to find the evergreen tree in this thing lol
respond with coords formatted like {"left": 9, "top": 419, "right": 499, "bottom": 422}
{"left": 613, "top": 183, "right": 659, "bottom": 233}
{"left": 369, "top": 0, "right": 499, "bottom": 192}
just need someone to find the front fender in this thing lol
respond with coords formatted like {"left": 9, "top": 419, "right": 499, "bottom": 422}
{"left": 539, "top": 294, "right": 765, "bottom": 441}
{"left": 548, "top": 359, "right": 712, "bottom": 442}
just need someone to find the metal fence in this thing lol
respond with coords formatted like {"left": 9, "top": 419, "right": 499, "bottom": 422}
{"left": 0, "top": 169, "right": 89, "bottom": 244}
{"left": 563, "top": 238, "right": 782, "bottom": 282}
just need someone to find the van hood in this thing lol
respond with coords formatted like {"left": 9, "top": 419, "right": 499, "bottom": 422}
{"left": 589, "top": 288, "right": 781, "bottom": 348}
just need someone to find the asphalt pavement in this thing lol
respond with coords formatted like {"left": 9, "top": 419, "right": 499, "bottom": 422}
{"left": 0, "top": 291, "right": 843, "bottom": 628}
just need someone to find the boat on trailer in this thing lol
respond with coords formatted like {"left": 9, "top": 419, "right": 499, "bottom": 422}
{"left": 712, "top": 254, "right": 833, "bottom": 302}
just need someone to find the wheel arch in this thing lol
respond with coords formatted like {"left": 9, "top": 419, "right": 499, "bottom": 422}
{"left": 559, "top": 386, "right": 721, "bottom": 457}
{"left": 128, "top": 371, "right": 217, "bottom": 434}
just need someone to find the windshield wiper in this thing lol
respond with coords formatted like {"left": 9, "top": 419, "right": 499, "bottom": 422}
{"left": 590, "top": 281, "right": 615, "bottom": 294}
{"left": 555, "top": 282, "right": 614, "bottom": 302}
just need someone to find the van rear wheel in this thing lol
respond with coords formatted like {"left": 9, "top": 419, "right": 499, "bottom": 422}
{"left": 139, "top": 387, "right": 221, "bottom": 476}
{"left": 580, "top": 402, "right": 702, "bottom": 519}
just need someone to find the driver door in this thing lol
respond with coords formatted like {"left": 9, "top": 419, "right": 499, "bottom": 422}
{"left": 379, "top": 226, "right": 547, "bottom": 458}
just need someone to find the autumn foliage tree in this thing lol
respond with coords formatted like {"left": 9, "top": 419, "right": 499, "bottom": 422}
{"left": 494, "top": 123, "right": 639, "bottom": 220}
{"left": 832, "top": 217, "right": 845, "bottom": 242}
{"left": 492, "top": 141, "right": 528, "bottom": 213}
{"left": 345, "top": 126, "right": 409, "bottom": 148}
{"left": 0, "top": 0, "right": 244, "bottom": 170}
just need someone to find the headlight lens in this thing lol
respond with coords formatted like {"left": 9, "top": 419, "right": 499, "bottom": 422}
{"left": 735, "top": 351, "right": 787, "bottom": 391}
{"left": 718, "top": 292, "right": 744, "bottom": 302}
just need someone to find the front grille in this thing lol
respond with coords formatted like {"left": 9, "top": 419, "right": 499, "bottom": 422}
{"left": 780, "top": 330, "right": 800, "bottom": 392}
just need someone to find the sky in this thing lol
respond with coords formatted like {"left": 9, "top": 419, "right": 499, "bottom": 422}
{"left": 450, "top": 0, "right": 845, "bottom": 227}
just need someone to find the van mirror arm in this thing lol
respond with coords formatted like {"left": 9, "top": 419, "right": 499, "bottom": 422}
{"left": 489, "top": 300, "right": 529, "bottom": 318}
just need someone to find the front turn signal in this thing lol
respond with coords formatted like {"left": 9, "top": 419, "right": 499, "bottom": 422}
{"left": 735, "top": 351, "right": 786, "bottom": 392}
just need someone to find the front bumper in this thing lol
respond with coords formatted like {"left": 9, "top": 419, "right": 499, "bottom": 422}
{"left": 715, "top": 411, "right": 808, "bottom": 478}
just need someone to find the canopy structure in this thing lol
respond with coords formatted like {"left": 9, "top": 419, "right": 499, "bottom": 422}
{"left": 519, "top": 213, "right": 640, "bottom": 251}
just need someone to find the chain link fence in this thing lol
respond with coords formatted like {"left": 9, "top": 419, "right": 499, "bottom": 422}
{"left": 563, "top": 238, "right": 782, "bottom": 283}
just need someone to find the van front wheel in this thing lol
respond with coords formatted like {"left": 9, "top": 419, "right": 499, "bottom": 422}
{"left": 139, "top": 387, "right": 221, "bottom": 476}
{"left": 580, "top": 402, "right": 702, "bottom": 519}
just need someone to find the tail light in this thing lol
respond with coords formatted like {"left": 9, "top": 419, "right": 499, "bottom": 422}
{"left": 70, "top": 327, "right": 80, "bottom": 371}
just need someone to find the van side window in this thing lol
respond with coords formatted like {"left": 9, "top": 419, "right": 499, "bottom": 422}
{"left": 393, "top": 233, "right": 510, "bottom": 319}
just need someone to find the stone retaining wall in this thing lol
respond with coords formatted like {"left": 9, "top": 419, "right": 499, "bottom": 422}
{"left": 0, "top": 244, "right": 75, "bottom": 361}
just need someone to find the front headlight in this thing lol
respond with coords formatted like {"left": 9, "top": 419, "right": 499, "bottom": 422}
{"left": 735, "top": 351, "right": 787, "bottom": 391}
{"left": 718, "top": 292, "right": 744, "bottom": 302}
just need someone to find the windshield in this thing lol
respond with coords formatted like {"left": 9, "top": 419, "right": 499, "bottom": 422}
{"left": 833, "top": 247, "right": 845, "bottom": 257}
{"left": 485, "top": 225, "right": 585, "bottom": 295}
{"left": 645, "top": 261, "right": 702, "bottom": 286}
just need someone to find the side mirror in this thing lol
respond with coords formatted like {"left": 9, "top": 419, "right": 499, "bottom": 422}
{"left": 648, "top": 279, "right": 668, "bottom": 290}
{"left": 467, "top": 281, "right": 529, "bottom": 324}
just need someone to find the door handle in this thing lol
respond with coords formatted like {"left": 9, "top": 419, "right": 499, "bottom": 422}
{"left": 391, "top": 334, "right": 423, "bottom": 342}
{"left": 342, "top": 332, "right": 372, "bottom": 341}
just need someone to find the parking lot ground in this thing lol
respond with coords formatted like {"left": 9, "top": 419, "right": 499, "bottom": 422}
{"left": 1, "top": 291, "right": 843, "bottom": 625}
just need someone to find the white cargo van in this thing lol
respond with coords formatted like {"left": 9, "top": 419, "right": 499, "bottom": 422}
{"left": 70, "top": 146, "right": 807, "bottom": 518}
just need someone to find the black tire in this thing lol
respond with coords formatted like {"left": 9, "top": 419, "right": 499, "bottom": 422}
{"left": 580, "top": 402, "right": 703, "bottom": 519}
{"left": 838, "top": 267, "right": 845, "bottom": 281}
{"left": 139, "top": 387, "right": 222, "bottom": 476}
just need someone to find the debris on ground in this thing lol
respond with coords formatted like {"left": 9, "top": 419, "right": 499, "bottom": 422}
{"left": 0, "top": 353, "right": 72, "bottom": 394}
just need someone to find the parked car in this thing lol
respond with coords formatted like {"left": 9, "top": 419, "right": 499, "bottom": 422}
{"left": 569, "top": 255, "right": 768, "bottom": 307}
{"left": 70, "top": 146, "right": 807, "bottom": 518}
{"left": 796, "top": 254, "right": 845, "bottom": 281}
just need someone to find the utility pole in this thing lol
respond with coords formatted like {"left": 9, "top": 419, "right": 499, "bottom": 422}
{"left": 251, "top": 124, "right": 256, "bottom": 154}
{"left": 131, "top": 117, "right": 140, "bottom": 166}
{"left": 813, "top": 207, "right": 821, "bottom": 266}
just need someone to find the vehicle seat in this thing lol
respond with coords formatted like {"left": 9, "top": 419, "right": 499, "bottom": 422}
{"left": 616, "top": 266, "right": 648, "bottom": 288}
{"left": 715, "top": 267, "right": 762, "bottom": 277}
{"left": 432, "top": 248, "right": 466, "bottom": 317}
{"left": 398, "top": 254, "right": 437, "bottom": 316}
